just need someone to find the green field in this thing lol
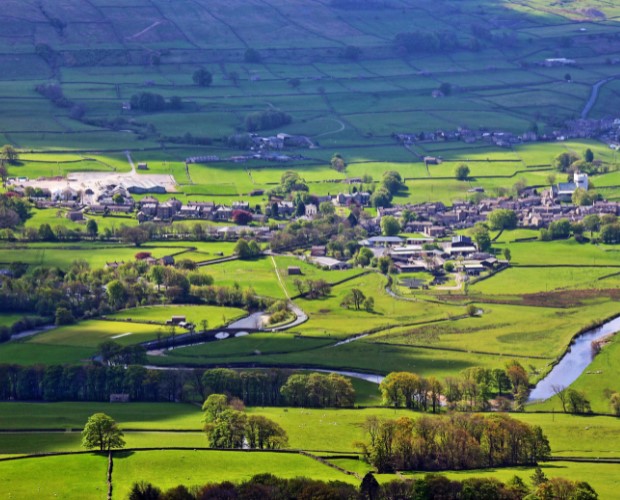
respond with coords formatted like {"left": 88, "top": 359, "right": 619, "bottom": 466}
{"left": 109, "top": 305, "right": 246, "bottom": 327}
{"left": 528, "top": 335, "right": 620, "bottom": 414}
{"left": 0, "top": 320, "right": 165, "bottom": 365}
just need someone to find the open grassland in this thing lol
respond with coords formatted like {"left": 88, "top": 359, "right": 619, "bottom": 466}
{"left": 112, "top": 450, "right": 357, "bottom": 497}
{"left": 293, "top": 273, "right": 449, "bottom": 338}
{"left": 0, "top": 244, "right": 172, "bottom": 269}
{"left": 272, "top": 255, "right": 366, "bottom": 296}
{"left": 1, "top": 404, "right": 618, "bottom": 460}
{"left": 499, "top": 240, "right": 620, "bottom": 266}
{"left": 109, "top": 305, "right": 246, "bottom": 327}
{"left": 472, "top": 267, "right": 620, "bottom": 295}
{"left": 374, "top": 300, "right": 620, "bottom": 363}
{"left": 164, "top": 333, "right": 334, "bottom": 362}
{"left": 394, "top": 462, "right": 620, "bottom": 500}
{"left": 1, "top": 454, "right": 109, "bottom": 499}
{"left": 0, "top": 320, "right": 164, "bottom": 365}
{"left": 24, "top": 208, "right": 140, "bottom": 232}
{"left": 0, "top": 402, "right": 200, "bottom": 430}
{"left": 528, "top": 335, "right": 620, "bottom": 415}
{"left": 153, "top": 336, "right": 529, "bottom": 378}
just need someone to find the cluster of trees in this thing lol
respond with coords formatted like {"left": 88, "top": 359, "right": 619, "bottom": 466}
{"left": 270, "top": 214, "right": 366, "bottom": 254}
{"left": 292, "top": 278, "right": 331, "bottom": 298}
{"left": 330, "top": 153, "right": 346, "bottom": 172}
{"left": 357, "top": 413, "right": 550, "bottom": 473}
{"left": 537, "top": 214, "right": 620, "bottom": 243}
{"left": 0, "top": 368, "right": 355, "bottom": 408}
{"left": 455, "top": 164, "right": 470, "bottom": 181}
{"left": 381, "top": 364, "right": 530, "bottom": 413}
{"left": 395, "top": 31, "right": 460, "bottom": 54}
{"left": 280, "top": 372, "right": 355, "bottom": 407}
{"left": 270, "top": 171, "right": 308, "bottom": 198}
{"left": 199, "top": 368, "right": 355, "bottom": 408}
{"left": 371, "top": 171, "right": 405, "bottom": 208}
{"left": 1, "top": 144, "right": 19, "bottom": 165}
{"left": 202, "top": 394, "right": 288, "bottom": 449}
{"left": 192, "top": 68, "right": 212, "bottom": 87}
{"left": 0, "top": 193, "right": 31, "bottom": 229}
{"left": 341, "top": 287, "right": 374, "bottom": 312}
{"left": 554, "top": 149, "right": 608, "bottom": 175}
{"left": 0, "top": 363, "right": 208, "bottom": 402}
{"left": 192, "top": 283, "right": 270, "bottom": 310}
{"left": 128, "top": 471, "right": 598, "bottom": 500}
{"left": 552, "top": 385, "right": 592, "bottom": 414}
{"left": 244, "top": 109, "right": 292, "bottom": 132}
{"left": 233, "top": 238, "right": 262, "bottom": 258}
{"left": 35, "top": 83, "right": 74, "bottom": 109}
{"left": 130, "top": 92, "right": 183, "bottom": 112}
{"left": 0, "top": 257, "right": 252, "bottom": 337}
{"left": 0, "top": 315, "right": 48, "bottom": 343}
{"left": 98, "top": 340, "right": 147, "bottom": 365}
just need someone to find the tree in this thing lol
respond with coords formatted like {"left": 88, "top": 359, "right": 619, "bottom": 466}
{"left": 566, "top": 389, "right": 591, "bottom": 414}
{"left": 343, "top": 45, "right": 362, "bottom": 61}
{"left": 582, "top": 214, "right": 600, "bottom": 237}
{"left": 288, "top": 78, "right": 301, "bottom": 89}
{"left": 331, "top": 153, "right": 346, "bottom": 172}
{"left": 107, "top": 279, "right": 127, "bottom": 308}
{"left": 470, "top": 223, "right": 491, "bottom": 252}
{"left": 439, "top": 82, "right": 452, "bottom": 96}
{"left": 572, "top": 188, "right": 599, "bottom": 206}
{"left": 584, "top": 148, "right": 594, "bottom": 163}
{"left": 382, "top": 171, "right": 403, "bottom": 195}
{"left": 319, "top": 201, "right": 335, "bottom": 217}
{"left": 244, "top": 48, "right": 261, "bottom": 63}
{"left": 119, "top": 227, "right": 149, "bottom": 246}
{"left": 232, "top": 209, "right": 253, "bottom": 225}
{"left": 363, "top": 296, "right": 375, "bottom": 312}
{"left": 380, "top": 215, "right": 400, "bottom": 236}
{"left": 81, "top": 413, "right": 125, "bottom": 451}
{"left": 487, "top": 209, "right": 517, "bottom": 231}
{"left": 455, "top": 163, "right": 470, "bottom": 181}
{"left": 549, "top": 219, "right": 572, "bottom": 240}
{"left": 55, "top": 307, "right": 75, "bottom": 326}
{"left": 192, "top": 68, "right": 213, "bottom": 87}
{"left": 356, "top": 247, "right": 374, "bottom": 267}
{"left": 610, "top": 392, "right": 620, "bottom": 416}
{"left": 128, "top": 481, "right": 162, "bottom": 500}
{"left": 341, "top": 288, "right": 366, "bottom": 310}
{"left": 38, "top": 223, "right": 56, "bottom": 241}
{"left": 245, "top": 415, "right": 289, "bottom": 450}
{"left": 0, "top": 145, "right": 18, "bottom": 164}
{"left": 86, "top": 219, "right": 98, "bottom": 238}
{"left": 503, "top": 248, "right": 511, "bottom": 261}
{"left": 371, "top": 187, "right": 392, "bottom": 208}
{"left": 554, "top": 152, "right": 579, "bottom": 172}
{"left": 233, "top": 238, "right": 260, "bottom": 259}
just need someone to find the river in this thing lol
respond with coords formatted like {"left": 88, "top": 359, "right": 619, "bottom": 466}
{"left": 528, "top": 314, "right": 620, "bottom": 401}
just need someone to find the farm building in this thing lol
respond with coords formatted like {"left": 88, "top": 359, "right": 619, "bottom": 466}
{"left": 137, "top": 162, "right": 148, "bottom": 170}
{"left": 287, "top": 266, "right": 302, "bottom": 275}
{"left": 66, "top": 211, "right": 84, "bottom": 221}
{"left": 311, "top": 257, "right": 351, "bottom": 270}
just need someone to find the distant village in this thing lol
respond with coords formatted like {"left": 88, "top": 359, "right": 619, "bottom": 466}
{"left": 395, "top": 118, "right": 620, "bottom": 150}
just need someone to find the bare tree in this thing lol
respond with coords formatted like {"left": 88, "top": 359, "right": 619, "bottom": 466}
{"left": 552, "top": 384, "right": 567, "bottom": 413}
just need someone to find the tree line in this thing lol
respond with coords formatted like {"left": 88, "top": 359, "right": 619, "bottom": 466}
{"left": 203, "top": 368, "right": 356, "bottom": 408}
{"left": 202, "top": 394, "right": 288, "bottom": 450}
{"left": 0, "top": 257, "right": 270, "bottom": 343}
{"left": 381, "top": 362, "right": 530, "bottom": 413}
{"left": 0, "top": 365, "right": 356, "bottom": 406}
{"left": 356, "top": 413, "right": 551, "bottom": 473}
{"left": 127, "top": 470, "right": 597, "bottom": 500}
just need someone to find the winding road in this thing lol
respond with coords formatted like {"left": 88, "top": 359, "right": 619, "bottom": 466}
{"left": 581, "top": 76, "right": 618, "bottom": 119}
